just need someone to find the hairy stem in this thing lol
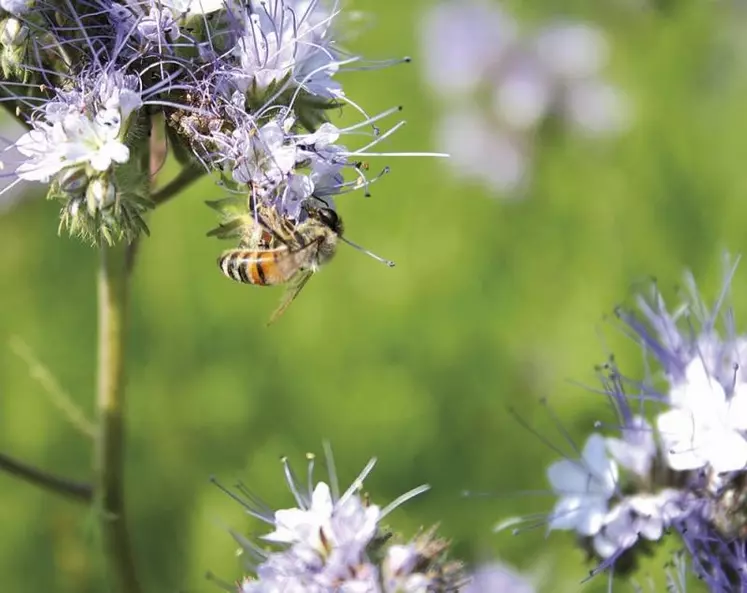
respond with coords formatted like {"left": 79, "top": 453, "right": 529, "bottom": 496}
{"left": 95, "top": 243, "right": 141, "bottom": 593}
{"left": 151, "top": 164, "right": 205, "bottom": 206}
{"left": 0, "top": 452, "right": 93, "bottom": 502}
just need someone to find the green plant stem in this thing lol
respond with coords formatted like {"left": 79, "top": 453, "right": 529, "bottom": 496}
{"left": 95, "top": 243, "right": 141, "bottom": 593}
{"left": 151, "top": 164, "right": 204, "bottom": 206}
{"left": 0, "top": 452, "right": 93, "bottom": 502}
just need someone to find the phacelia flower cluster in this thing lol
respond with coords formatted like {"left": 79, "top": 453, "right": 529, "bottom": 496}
{"left": 215, "top": 447, "right": 465, "bottom": 592}
{"left": 536, "top": 258, "right": 747, "bottom": 590}
{"left": 0, "top": 0, "right": 418, "bottom": 244}
{"left": 419, "top": 0, "right": 628, "bottom": 196}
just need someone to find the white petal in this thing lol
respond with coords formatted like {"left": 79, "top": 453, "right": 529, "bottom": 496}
{"left": 259, "top": 122, "right": 285, "bottom": 150}
{"left": 706, "top": 432, "right": 747, "bottom": 473}
{"left": 627, "top": 495, "right": 665, "bottom": 540}
{"left": 15, "top": 128, "right": 51, "bottom": 158}
{"left": 271, "top": 146, "right": 297, "bottom": 176}
{"left": 547, "top": 495, "right": 584, "bottom": 531}
{"left": 672, "top": 359, "right": 726, "bottom": 418}
{"left": 581, "top": 433, "right": 618, "bottom": 494}
{"left": 547, "top": 434, "right": 617, "bottom": 497}
{"left": 107, "top": 142, "right": 130, "bottom": 165}
{"left": 89, "top": 151, "right": 113, "bottom": 172}
{"left": 605, "top": 435, "right": 651, "bottom": 478}
{"left": 656, "top": 409, "right": 707, "bottom": 471}
{"left": 728, "top": 384, "right": 747, "bottom": 431}
{"left": 310, "top": 482, "right": 333, "bottom": 517}
{"left": 546, "top": 459, "right": 591, "bottom": 494}
{"left": 15, "top": 164, "right": 57, "bottom": 182}
{"left": 263, "top": 508, "right": 315, "bottom": 543}
{"left": 575, "top": 499, "right": 608, "bottom": 536}
{"left": 312, "top": 123, "right": 340, "bottom": 148}
{"left": 386, "top": 544, "right": 418, "bottom": 576}
{"left": 592, "top": 532, "right": 617, "bottom": 559}
{"left": 638, "top": 516, "right": 663, "bottom": 541}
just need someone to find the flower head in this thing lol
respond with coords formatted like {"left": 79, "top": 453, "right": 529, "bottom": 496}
{"left": 230, "top": 0, "right": 342, "bottom": 99}
{"left": 657, "top": 359, "right": 747, "bottom": 473}
{"left": 0, "top": 0, "right": 434, "bottom": 264}
{"left": 516, "top": 257, "right": 747, "bottom": 586}
{"left": 216, "top": 446, "right": 463, "bottom": 592}
{"left": 15, "top": 70, "right": 141, "bottom": 183}
{"left": 419, "top": 1, "right": 627, "bottom": 196}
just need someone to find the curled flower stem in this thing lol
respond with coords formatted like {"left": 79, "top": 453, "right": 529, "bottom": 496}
{"left": 152, "top": 165, "right": 205, "bottom": 206}
{"left": 95, "top": 243, "right": 141, "bottom": 593}
{"left": 0, "top": 451, "right": 93, "bottom": 503}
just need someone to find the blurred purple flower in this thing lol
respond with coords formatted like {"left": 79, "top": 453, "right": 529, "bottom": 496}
{"left": 436, "top": 108, "right": 529, "bottom": 195}
{"left": 420, "top": 1, "right": 518, "bottom": 95}
{"left": 419, "top": 1, "right": 629, "bottom": 196}
{"left": 463, "top": 563, "right": 535, "bottom": 593}
{"left": 519, "top": 256, "right": 747, "bottom": 587}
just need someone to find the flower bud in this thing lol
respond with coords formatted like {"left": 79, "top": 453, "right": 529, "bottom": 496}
{"left": 0, "top": 15, "right": 27, "bottom": 78}
{"left": 86, "top": 175, "right": 116, "bottom": 215}
{"left": 0, "top": 17, "right": 27, "bottom": 47}
{"left": 57, "top": 167, "right": 88, "bottom": 195}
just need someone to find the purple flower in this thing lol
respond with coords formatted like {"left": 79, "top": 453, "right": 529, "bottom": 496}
{"left": 13, "top": 69, "right": 143, "bottom": 183}
{"left": 216, "top": 446, "right": 458, "bottom": 593}
{"left": 230, "top": 0, "right": 343, "bottom": 99}
{"left": 418, "top": 1, "right": 628, "bottom": 197}
{"left": 525, "top": 258, "right": 747, "bottom": 587}
{"left": 420, "top": 0, "right": 517, "bottom": 95}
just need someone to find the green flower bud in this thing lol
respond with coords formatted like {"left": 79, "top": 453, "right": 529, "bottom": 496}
{"left": 0, "top": 17, "right": 27, "bottom": 47}
{"left": 86, "top": 175, "right": 116, "bottom": 216}
{"left": 0, "top": 16, "right": 28, "bottom": 79}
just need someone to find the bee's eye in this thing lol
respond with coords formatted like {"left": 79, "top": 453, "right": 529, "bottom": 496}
{"left": 319, "top": 208, "right": 338, "bottom": 228}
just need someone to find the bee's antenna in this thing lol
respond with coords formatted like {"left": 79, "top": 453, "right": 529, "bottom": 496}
{"left": 340, "top": 236, "right": 395, "bottom": 267}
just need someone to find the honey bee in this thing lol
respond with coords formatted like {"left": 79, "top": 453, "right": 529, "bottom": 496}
{"left": 218, "top": 200, "right": 393, "bottom": 324}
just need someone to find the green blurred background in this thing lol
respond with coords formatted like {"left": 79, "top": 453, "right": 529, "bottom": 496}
{"left": 2, "top": 0, "right": 747, "bottom": 591}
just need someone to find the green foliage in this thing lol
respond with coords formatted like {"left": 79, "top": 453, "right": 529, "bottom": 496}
{"left": 0, "top": 1, "right": 744, "bottom": 591}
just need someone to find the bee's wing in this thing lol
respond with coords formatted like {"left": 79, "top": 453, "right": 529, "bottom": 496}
{"left": 267, "top": 270, "right": 314, "bottom": 325}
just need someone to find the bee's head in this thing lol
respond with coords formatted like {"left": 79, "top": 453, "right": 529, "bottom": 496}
{"left": 305, "top": 201, "right": 395, "bottom": 268}
{"left": 309, "top": 206, "right": 344, "bottom": 236}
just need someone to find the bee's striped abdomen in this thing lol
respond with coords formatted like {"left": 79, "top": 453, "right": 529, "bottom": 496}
{"left": 218, "top": 248, "right": 293, "bottom": 286}
{"left": 219, "top": 250, "right": 263, "bottom": 285}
